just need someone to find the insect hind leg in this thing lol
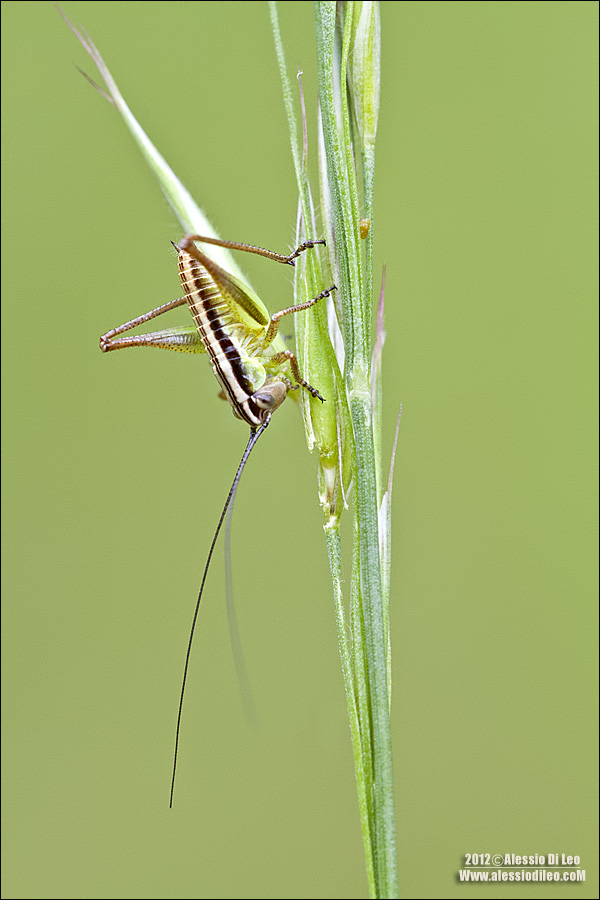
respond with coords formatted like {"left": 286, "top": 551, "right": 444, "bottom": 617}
{"left": 176, "top": 234, "right": 326, "bottom": 268}
{"left": 99, "top": 296, "right": 190, "bottom": 351}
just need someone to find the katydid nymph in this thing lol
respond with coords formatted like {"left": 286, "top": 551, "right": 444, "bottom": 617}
{"left": 100, "top": 233, "right": 336, "bottom": 806}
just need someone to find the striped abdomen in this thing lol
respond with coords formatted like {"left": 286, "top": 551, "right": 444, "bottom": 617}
{"left": 177, "top": 248, "right": 267, "bottom": 427}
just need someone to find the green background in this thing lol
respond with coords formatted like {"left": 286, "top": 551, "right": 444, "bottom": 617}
{"left": 2, "top": 2, "right": 597, "bottom": 897}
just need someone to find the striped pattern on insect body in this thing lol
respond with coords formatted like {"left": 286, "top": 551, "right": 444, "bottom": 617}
{"left": 175, "top": 236, "right": 331, "bottom": 427}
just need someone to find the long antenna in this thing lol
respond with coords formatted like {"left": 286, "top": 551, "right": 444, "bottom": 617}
{"left": 225, "top": 477, "right": 258, "bottom": 726}
{"left": 170, "top": 419, "right": 270, "bottom": 807}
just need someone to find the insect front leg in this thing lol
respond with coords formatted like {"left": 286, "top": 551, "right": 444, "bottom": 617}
{"left": 267, "top": 350, "right": 326, "bottom": 402}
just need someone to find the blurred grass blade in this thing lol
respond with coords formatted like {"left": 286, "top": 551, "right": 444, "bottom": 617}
{"left": 59, "top": 5, "right": 242, "bottom": 278}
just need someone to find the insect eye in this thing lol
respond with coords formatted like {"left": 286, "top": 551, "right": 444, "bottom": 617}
{"left": 253, "top": 391, "right": 278, "bottom": 409}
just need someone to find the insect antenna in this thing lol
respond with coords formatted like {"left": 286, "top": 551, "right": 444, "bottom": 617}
{"left": 225, "top": 481, "right": 258, "bottom": 727}
{"left": 170, "top": 419, "right": 270, "bottom": 807}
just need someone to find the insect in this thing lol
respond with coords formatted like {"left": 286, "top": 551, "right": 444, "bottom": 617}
{"left": 100, "top": 233, "right": 336, "bottom": 805}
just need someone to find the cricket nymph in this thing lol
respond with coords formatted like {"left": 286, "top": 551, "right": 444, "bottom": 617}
{"left": 175, "top": 240, "right": 295, "bottom": 427}
{"left": 100, "top": 233, "right": 335, "bottom": 429}
{"left": 98, "top": 230, "right": 335, "bottom": 807}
